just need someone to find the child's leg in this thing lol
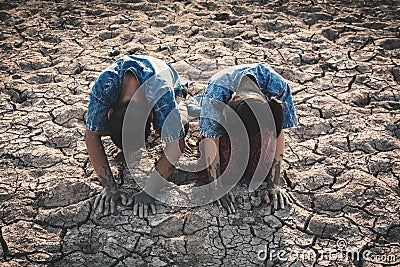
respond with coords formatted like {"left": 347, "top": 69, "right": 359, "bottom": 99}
{"left": 244, "top": 128, "right": 274, "bottom": 179}
{"left": 218, "top": 135, "right": 231, "bottom": 173}
{"left": 195, "top": 134, "right": 232, "bottom": 183}
{"left": 219, "top": 135, "right": 248, "bottom": 181}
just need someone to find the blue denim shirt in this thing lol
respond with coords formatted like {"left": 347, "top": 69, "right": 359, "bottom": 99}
{"left": 86, "top": 55, "right": 185, "bottom": 142}
{"left": 197, "top": 64, "right": 298, "bottom": 138}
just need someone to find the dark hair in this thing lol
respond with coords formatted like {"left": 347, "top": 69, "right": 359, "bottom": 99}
{"left": 225, "top": 95, "right": 283, "bottom": 138}
{"left": 108, "top": 101, "right": 151, "bottom": 150}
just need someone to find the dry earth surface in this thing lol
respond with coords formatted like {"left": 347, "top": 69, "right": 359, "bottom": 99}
{"left": 1, "top": 0, "right": 400, "bottom": 266}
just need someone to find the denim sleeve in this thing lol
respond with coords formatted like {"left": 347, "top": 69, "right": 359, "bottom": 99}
{"left": 152, "top": 91, "right": 185, "bottom": 143}
{"left": 86, "top": 93, "right": 110, "bottom": 133}
{"left": 186, "top": 94, "right": 202, "bottom": 118}
{"left": 85, "top": 72, "right": 119, "bottom": 133}
{"left": 168, "top": 64, "right": 184, "bottom": 97}
{"left": 278, "top": 84, "right": 298, "bottom": 128}
{"left": 199, "top": 84, "right": 232, "bottom": 138}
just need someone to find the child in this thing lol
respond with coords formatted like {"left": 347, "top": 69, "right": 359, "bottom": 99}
{"left": 196, "top": 64, "right": 298, "bottom": 213}
{"left": 85, "top": 55, "right": 187, "bottom": 217}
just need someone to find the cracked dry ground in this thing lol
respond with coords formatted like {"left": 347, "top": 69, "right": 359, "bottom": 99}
{"left": 0, "top": 0, "right": 399, "bottom": 266}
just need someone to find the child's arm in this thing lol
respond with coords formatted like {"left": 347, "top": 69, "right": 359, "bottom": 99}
{"left": 204, "top": 137, "right": 235, "bottom": 214}
{"left": 204, "top": 138, "right": 219, "bottom": 183}
{"left": 84, "top": 128, "right": 124, "bottom": 215}
{"left": 265, "top": 130, "right": 289, "bottom": 210}
{"left": 133, "top": 137, "right": 185, "bottom": 218}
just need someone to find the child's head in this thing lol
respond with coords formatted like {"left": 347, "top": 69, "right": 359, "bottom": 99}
{"left": 225, "top": 94, "right": 263, "bottom": 137}
{"left": 224, "top": 75, "right": 283, "bottom": 138}
{"left": 108, "top": 100, "right": 151, "bottom": 150}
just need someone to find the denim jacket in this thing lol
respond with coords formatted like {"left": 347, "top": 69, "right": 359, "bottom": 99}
{"left": 197, "top": 64, "right": 298, "bottom": 138}
{"left": 86, "top": 55, "right": 185, "bottom": 142}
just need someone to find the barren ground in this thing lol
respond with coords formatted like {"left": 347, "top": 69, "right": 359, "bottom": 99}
{"left": 0, "top": 0, "right": 399, "bottom": 266}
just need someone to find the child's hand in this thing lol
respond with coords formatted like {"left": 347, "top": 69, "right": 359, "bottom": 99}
{"left": 133, "top": 190, "right": 156, "bottom": 218}
{"left": 216, "top": 191, "right": 236, "bottom": 214}
{"left": 264, "top": 186, "right": 291, "bottom": 211}
{"left": 183, "top": 140, "right": 193, "bottom": 157}
{"left": 94, "top": 185, "right": 126, "bottom": 216}
{"left": 264, "top": 154, "right": 292, "bottom": 211}
{"left": 106, "top": 143, "right": 124, "bottom": 160}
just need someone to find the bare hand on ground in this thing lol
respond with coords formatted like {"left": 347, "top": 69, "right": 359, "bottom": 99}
{"left": 264, "top": 155, "right": 291, "bottom": 210}
{"left": 264, "top": 186, "right": 292, "bottom": 210}
{"left": 183, "top": 140, "right": 192, "bottom": 157}
{"left": 94, "top": 186, "right": 127, "bottom": 216}
{"left": 133, "top": 190, "right": 156, "bottom": 218}
{"left": 216, "top": 191, "right": 236, "bottom": 214}
{"left": 107, "top": 144, "right": 124, "bottom": 159}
